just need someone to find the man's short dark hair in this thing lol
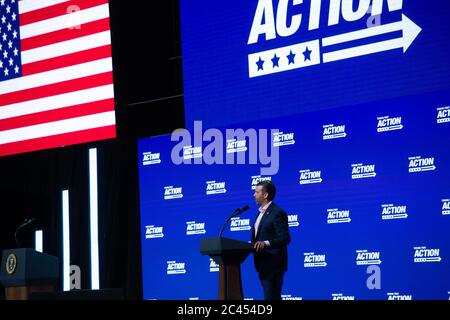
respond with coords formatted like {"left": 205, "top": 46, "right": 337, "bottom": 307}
{"left": 256, "top": 180, "right": 276, "bottom": 201}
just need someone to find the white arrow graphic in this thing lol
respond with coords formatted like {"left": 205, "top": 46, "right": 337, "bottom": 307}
{"left": 274, "top": 140, "right": 296, "bottom": 147}
{"left": 378, "top": 124, "right": 403, "bottom": 132}
{"left": 427, "top": 257, "right": 442, "bottom": 262}
{"left": 324, "top": 132, "right": 347, "bottom": 139}
{"left": 300, "top": 178, "right": 323, "bottom": 184}
{"left": 322, "top": 14, "right": 422, "bottom": 63}
{"left": 392, "top": 214, "right": 408, "bottom": 219}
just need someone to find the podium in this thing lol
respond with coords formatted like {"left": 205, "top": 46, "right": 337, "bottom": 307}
{"left": 0, "top": 248, "right": 59, "bottom": 300}
{"left": 200, "top": 237, "right": 253, "bottom": 300}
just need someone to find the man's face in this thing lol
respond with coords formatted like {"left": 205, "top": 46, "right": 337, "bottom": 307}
{"left": 253, "top": 186, "right": 267, "bottom": 206}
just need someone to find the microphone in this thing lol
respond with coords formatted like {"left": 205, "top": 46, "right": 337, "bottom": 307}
{"left": 237, "top": 205, "right": 250, "bottom": 215}
{"left": 14, "top": 217, "right": 36, "bottom": 248}
{"left": 219, "top": 205, "right": 249, "bottom": 237}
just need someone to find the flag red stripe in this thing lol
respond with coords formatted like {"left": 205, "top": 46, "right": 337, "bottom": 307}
{"left": 0, "top": 98, "right": 114, "bottom": 131}
{"left": 22, "top": 45, "right": 112, "bottom": 76}
{"left": 20, "top": 0, "right": 109, "bottom": 26}
{"left": 0, "top": 71, "right": 113, "bottom": 107}
{"left": 21, "top": 18, "right": 111, "bottom": 51}
{"left": 0, "top": 125, "right": 116, "bottom": 157}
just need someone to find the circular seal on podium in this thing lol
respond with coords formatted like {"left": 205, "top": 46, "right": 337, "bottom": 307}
{"left": 6, "top": 253, "right": 17, "bottom": 275}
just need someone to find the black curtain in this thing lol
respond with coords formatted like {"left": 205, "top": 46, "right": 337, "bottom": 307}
{"left": 0, "top": 143, "right": 94, "bottom": 294}
{"left": 0, "top": 122, "right": 182, "bottom": 299}
{"left": 97, "top": 137, "right": 142, "bottom": 299}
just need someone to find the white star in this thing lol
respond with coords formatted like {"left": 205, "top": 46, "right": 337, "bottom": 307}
{"left": 7, "top": 40, "right": 12, "bottom": 48}
{"left": 4, "top": 67, "right": 8, "bottom": 76}
{"left": 0, "top": 43, "right": 2, "bottom": 50}
{"left": 11, "top": 13, "right": 16, "bottom": 21}
{"left": 11, "top": 0, "right": 15, "bottom": 3}
{"left": 0, "top": 60, "right": 3, "bottom": 68}
{"left": 1, "top": 15, "right": 6, "bottom": 24}
{"left": 2, "top": 33, "right": 6, "bottom": 41}
{"left": 0, "top": 0, "right": 5, "bottom": 6}
{"left": 12, "top": 30, "right": 17, "bottom": 39}
{"left": 7, "top": 22, "right": 11, "bottom": 31}
{"left": 6, "top": 5, "right": 10, "bottom": 13}
{"left": 13, "top": 47, "right": 17, "bottom": 56}
{"left": 3, "top": 50, "right": 7, "bottom": 58}
{"left": 8, "top": 57, "right": 12, "bottom": 66}
{"left": 14, "top": 65, "right": 18, "bottom": 73}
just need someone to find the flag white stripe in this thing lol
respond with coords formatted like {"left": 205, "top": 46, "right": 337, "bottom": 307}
{"left": 0, "top": 57, "right": 113, "bottom": 95}
{"left": 0, "top": 111, "right": 115, "bottom": 144}
{"left": 0, "top": 84, "right": 114, "bottom": 120}
{"left": 19, "top": 0, "right": 71, "bottom": 14}
{"left": 21, "top": 31, "right": 112, "bottom": 65}
{"left": 20, "top": 4, "right": 110, "bottom": 40}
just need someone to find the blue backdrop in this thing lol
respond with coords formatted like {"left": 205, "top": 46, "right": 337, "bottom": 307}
{"left": 138, "top": 0, "right": 450, "bottom": 300}
{"left": 181, "top": 0, "right": 450, "bottom": 128}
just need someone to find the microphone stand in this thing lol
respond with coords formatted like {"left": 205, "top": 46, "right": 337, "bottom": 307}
{"left": 14, "top": 218, "right": 35, "bottom": 248}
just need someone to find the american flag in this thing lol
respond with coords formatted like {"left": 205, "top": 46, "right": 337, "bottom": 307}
{"left": 0, "top": 0, "right": 115, "bottom": 157}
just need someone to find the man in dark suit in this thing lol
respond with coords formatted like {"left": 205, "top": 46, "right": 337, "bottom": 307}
{"left": 251, "top": 181, "right": 291, "bottom": 300}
